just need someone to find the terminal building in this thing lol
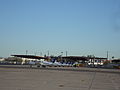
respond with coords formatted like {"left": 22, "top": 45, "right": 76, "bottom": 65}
{"left": 11, "top": 54, "right": 107, "bottom": 67}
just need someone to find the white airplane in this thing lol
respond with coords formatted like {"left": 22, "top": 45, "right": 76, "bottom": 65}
{"left": 40, "top": 60, "right": 53, "bottom": 67}
{"left": 29, "top": 61, "right": 36, "bottom": 65}
{"left": 38, "top": 60, "right": 72, "bottom": 67}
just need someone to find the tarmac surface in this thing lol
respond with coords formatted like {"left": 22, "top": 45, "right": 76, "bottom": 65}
{"left": 0, "top": 65, "right": 120, "bottom": 90}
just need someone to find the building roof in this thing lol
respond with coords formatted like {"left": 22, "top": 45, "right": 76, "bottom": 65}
{"left": 62, "top": 56, "right": 88, "bottom": 61}
{"left": 62, "top": 56, "right": 107, "bottom": 61}
{"left": 112, "top": 59, "right": 120, "bottom": 63}
{"left": 88, "top": 57, "right": 107, "bottom": 59}
{"left": 11, "top": 55, "right": 46, "bottom": 59}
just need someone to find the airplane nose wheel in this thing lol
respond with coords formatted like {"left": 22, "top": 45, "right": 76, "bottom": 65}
{"left": 42, "top": 65, "right": 46, "bottom": 68}
{"left": 37, "top": 65, "right": 40, "bottom": 67}
{"left": 37, "top": 65, "right": 46, "bottom": 68}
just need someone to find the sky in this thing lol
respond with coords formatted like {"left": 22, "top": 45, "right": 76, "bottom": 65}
{"left": 0, "top": 0, "right": 120, "bottom": 58}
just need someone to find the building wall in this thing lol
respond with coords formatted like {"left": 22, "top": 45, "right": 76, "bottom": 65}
{"left": 88, "top": 59, "right": 105, "bottom": 66}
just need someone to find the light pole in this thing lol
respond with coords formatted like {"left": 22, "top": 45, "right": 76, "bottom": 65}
{"left": 34, "top": 52, "right": 37, "bottom": 56}
{"left": 61, "top": 52, "right": 63, "bottom": 62}
{"left": 66, "top": 51, "right": 68, "bottom": 57}
{"left": 48, "top": 51, "right": 49, "bottom": 56}
{"left": 40, "top": 52, "right": 42, "bottom": 56}
{"left": 26, "top": 50, "right": 28, "bottom": 55}
{"left": 107, "top": 51, "right": 109, "bottom": 60}
{"left": 61, "top": 52, "right": 63, "bottom": 56}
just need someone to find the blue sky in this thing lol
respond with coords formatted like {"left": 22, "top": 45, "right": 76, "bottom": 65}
{"left": 0, "top": 0, "right": 120, "bottom": 58}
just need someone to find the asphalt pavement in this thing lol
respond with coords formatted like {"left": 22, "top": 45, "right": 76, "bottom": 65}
{"left": 0, "top": 65, "right": 120, "bottom": 90}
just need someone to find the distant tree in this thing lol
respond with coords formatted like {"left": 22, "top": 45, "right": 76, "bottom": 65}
{"left": 112, "top": 56, "right": 114, "bottom": 59}
{"left": 103, "top": 60, "right": 110, "bottom": 65}
{"left": 5, "top": 57, "right": 23, "bottom": 64}
{"left": 87, "top": 55, "right": 95, "bottom": 58}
